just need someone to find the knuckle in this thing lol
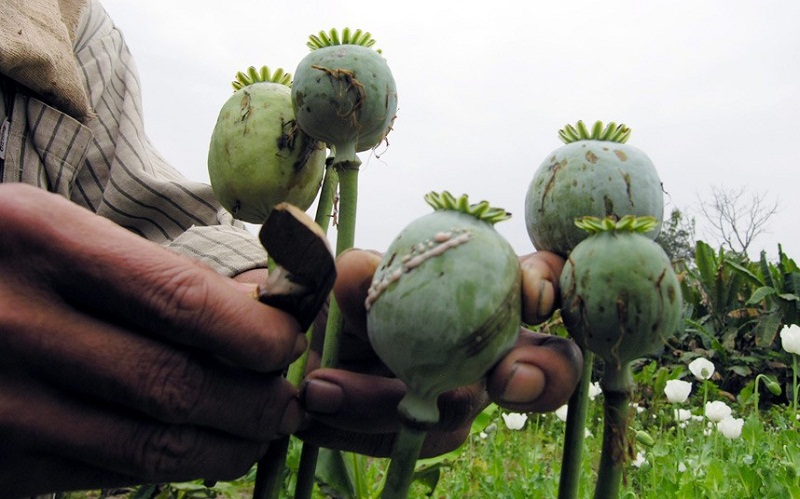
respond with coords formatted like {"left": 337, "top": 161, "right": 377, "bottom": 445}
{"left": 541, "top": 334, "right": 584, "bottom": 369}
{"left": 144, "top": 266, "right": 213, "bottom": 332}
{"left": 139, "top": 349, "right": 204, "bottom": 424}
{"left": 125, "top": 425, "right": 192, "bottom": 480}
{"left": 142, "top": 428, "right": 202, "bottom": 480}
{"left": 127, "top": 425, "right": 258, "bottom": 482}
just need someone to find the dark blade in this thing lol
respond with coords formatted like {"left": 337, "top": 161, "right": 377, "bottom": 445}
{"left": 257, "top": 202, "right": 336, "bottom": 331}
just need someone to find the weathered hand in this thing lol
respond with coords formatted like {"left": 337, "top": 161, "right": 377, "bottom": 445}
{"left": 297, "top": 248, "right": 582, "bottom": 458}
{"left": 0, "top": 184, "right": 305, "bottom": 496}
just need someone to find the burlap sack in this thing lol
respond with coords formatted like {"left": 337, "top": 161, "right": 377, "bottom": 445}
{"left": 0, "top": 0, "right": 91, "bottom": 121}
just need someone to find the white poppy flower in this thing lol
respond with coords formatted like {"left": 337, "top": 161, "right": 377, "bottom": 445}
{"left": 501, "top": 412, "right": 528, "bottom": 430}
{"left": 780, "top": 324, "right": 800, "bottom": 355}
{"left": 689, "top": 357, "right": 715, "bottom": 380}
{"left": 717, "top": 416, "right": 745, "bottom": 439}
{"left": 704, "top": 400, "right": 732, "bottom": 423}
{"left": 664, "top": 379, "right": 692, "bottom": 403}
{"left": 588, "top": 382, "right": 602, "bottom": 400}
{"left": 555, "top": 404, "right": 569, "bottom": 422}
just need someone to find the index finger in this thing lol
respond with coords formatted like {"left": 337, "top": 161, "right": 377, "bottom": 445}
{"left": 520, "top": 251, "right": 565, "bottom": 325}
{"left": 6, "top": 187, "right": 303, "bottom": 371}
{"left": 332, "top": 248, "right": 383, "bottom": 338}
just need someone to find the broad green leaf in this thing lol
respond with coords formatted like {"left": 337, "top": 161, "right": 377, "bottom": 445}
{"left": 727, "top": 259, "right": 764, "bottom": 287}
{"left": 746, "top": 286, "right": 777, "bottom": 305}
{"left": 754, "top": 311, "right": 782, "bottom": 347}
{"left": 729, "top": 364, "right": 751, "bottom": 377}
{"left": 316, "top": 448, "right": 356, "bottom": 499}
{"left": 694, "top": 241, "right": 717, "bottom": 292}
{"left": 760, "top": 250, "right": 775, "bottom": 288}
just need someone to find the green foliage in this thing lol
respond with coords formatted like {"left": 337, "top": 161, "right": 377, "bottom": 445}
{"left": 670, "top": 241, "right": 795, "bottom": 401}
{"left": 655, "top": 208, "right": 696, "bottom": 264}
{"left": 729, "top": 245, "right": 800, "bottom": 343}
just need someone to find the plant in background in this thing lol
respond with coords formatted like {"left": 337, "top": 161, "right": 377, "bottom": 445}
{"left": 680, "top": 242, "right": 754, "bottom": 348}
{"left": 675, "top": 242, "right": 799, "bottom": 407}
{"left": 688, "top": 357, "right": 715, "bottom": 412}
{"left": 674, "top": 408, "right": 692, "bottom": 424}
{"left": 704, "top": 400, "right": 732, "bottom": 423}
{"left": 689, "top": 357, "right": 715, "bottom": 381}
{"left": 780, "top": 324, "right": 800, "bottom": 426}
{"left": 654, "top": 208, "right": 696, "bottom": 264}
{"left": 717, "top": 416, "right": 744, "bottom": 439}
{"left": 678, "top": 242, "right": 765, "bottom": 394}
{"left": 366, "top": 192, "right": 521, "bottom": 498}
{"left": 502, "top": 412, "right": 529, "bottom": 431}
{"left": 664, "top": 379, "right": 692, "bottom": 404}
{"left": 555, "top": 404, "right": 570, "bottom": 423}
{"left": 588, "top": 382, "right": 603, "bottom": 401}
{"left": 782, "top": 324, "right": 800, "bottom": 354}
{"left": 631, "top": 451, "right": 647, "bottom": 468}
{"left": 729, "top": 245, "right": 800, "bottom": 347}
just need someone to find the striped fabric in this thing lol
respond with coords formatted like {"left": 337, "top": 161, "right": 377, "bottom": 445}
{"left": 0, "top": 0, "right": 268, "bottom": 276}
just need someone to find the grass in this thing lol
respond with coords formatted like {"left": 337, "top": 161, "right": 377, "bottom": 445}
{"left": 62, "top": 360, "right": 800, "bottom": 499}
{"left": 429, "top": 404, "right": 799, "bottom": 498}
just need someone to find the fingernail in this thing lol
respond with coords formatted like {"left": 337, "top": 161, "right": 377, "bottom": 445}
{"left": 229, "top": 280, "right": 259, "bottom": 298}
{"left": 302, "top": 379, "right": 344, "bottom": 415}
{"left": 502, "top": 362, "right": 546, "bottom": 404}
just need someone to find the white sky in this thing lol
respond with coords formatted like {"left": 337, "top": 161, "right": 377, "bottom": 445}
{"left": 101, "top": 0, "right": 800, "bottom": 261}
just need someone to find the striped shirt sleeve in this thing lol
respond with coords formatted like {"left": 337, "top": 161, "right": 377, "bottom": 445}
{"left": 1, "top": 0, "right": 268, "bottom": 276}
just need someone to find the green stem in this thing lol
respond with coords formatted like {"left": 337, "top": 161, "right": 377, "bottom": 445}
{"left": 286, "top": 163, "right": 338, "bottom": 388}
{"left": 332, "top": 164, "right": 359, "bottom": 255}
{"left": 594, "top": 364, "right": 633, "bottom": 499}
{"left": 256, "top": 162, "right": 339, "bottom": 499}
{"left": 293, "top": 445, "right": 320, "bottom": 499}
{"left": 793, "top": 354, "right": 798, "bottom": 428}
{"left": 381, "top": 424, "right": 428, "bottom": 499}
{"left": 753, "top": 375, "right": 761, "bottom": 419}
{"left": 351, "top": 452, "right": 368, "bottom": 498}
{"left": 314, "top": 163, "right": 339, "bottom": 234}
{"left": 252, "top": 258, "right": 284, "bottom": 499}
{"left": 294, "top": 161, "right": 360, "bottom": 499}
{"left": 558, "top": 350, "right": 594, "bottom": 499}
{"left": 252, "top": 437, "right": 291, "bottom": 499}
{"left": 320, "top": 164, "right": 360, "bottom": 368}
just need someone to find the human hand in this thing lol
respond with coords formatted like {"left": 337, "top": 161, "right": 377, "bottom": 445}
{"left": 0, "top": 184, "right": 306, "bottom": 496}
{"left": 297, "top": 248, "right": 582, "bottom": 458}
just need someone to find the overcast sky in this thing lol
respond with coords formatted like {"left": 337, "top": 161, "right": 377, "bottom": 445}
{"left": 101, "top": 0, "right": 800, "bottom": 261}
